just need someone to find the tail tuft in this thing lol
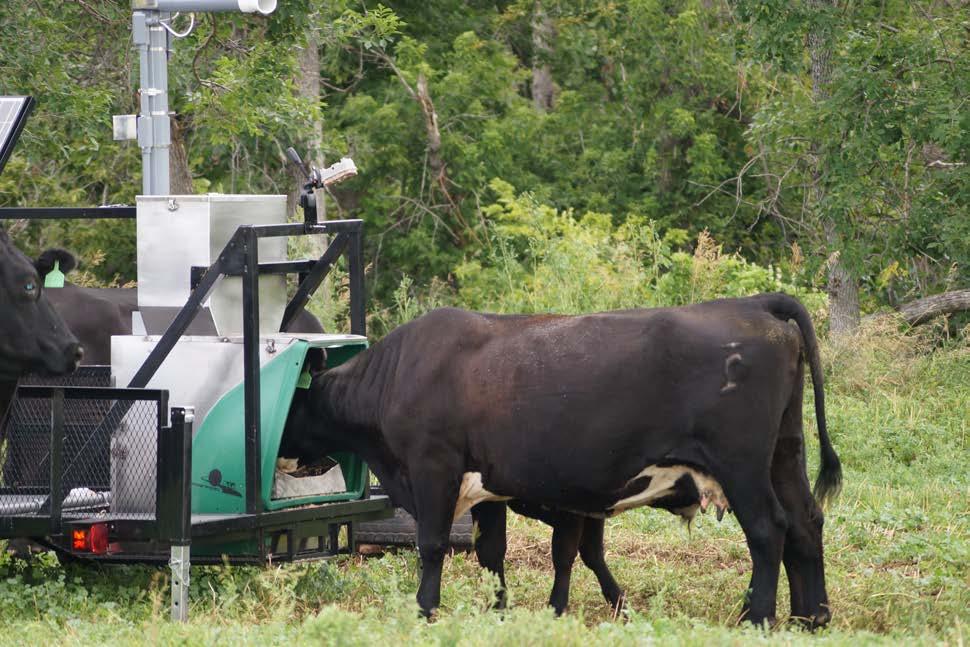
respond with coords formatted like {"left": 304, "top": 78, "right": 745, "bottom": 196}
{"left": 813, "top": 445, "right": 842, "bottom": 509}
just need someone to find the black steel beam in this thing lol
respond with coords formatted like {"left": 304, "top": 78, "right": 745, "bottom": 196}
{"left": 156, "top": 407, "right": 192, "bottom": 544}
{"left": 241, "top": 227, "right": 262, "bottom": 515}
{"left": 251, "top": 220, "right": 362, "bottom": 238}
{"left": 187, "top": 496, "right": 392, "bottom": 537}
{"left": 47, "top": 389, "right": 64, "bottom": 532}
{"left": 15, "top": 386, "right": 167, "bottom": 402}
{"left": 200, "top": 260, "right": 316, "bottom": 279}
{"left": 279, "top": 232, "right": 349, "bottom": 331}
{"left": 0, "top": 207, "right": 136, "bottom": 220}
{"left": 347, "top": 229, "right": 366, "bottom": 337}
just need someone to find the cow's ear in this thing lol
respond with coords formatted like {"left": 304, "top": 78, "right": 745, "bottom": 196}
{"left": 35, "top": 248, "right": 77, "bottom": 277}
{"left": 306, "top": 348, "right": 328, "bottom": 376}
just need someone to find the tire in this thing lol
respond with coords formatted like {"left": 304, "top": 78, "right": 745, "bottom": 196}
{"left": 354, "top": 492, "right": 474, "bottom": 550}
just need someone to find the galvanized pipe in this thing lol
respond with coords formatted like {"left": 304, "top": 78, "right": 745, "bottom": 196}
{"left": 140, "top": 0, "right": 277, "bottom": 14}
{"left": 134, "top": 10, "right": 171, "bottom": 195}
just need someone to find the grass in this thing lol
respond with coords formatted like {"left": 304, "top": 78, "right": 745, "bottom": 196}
{"left": 0, "top": 321, "right": 967, "bottom": 646}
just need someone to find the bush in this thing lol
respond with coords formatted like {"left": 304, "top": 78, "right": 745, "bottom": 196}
{"left": 376, "top": 179, "right": 826, "bottom": 327}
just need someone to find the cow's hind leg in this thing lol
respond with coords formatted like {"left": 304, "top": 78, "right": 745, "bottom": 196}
{"left": 716, "top": 462, "right": 787, "bottom": 627}
{"left": 471, "top": 501, "right": 509, "bottom": 609}
{"left": 578, "top": 518, "right": 624, "bottom": 612}
{"left": 774, "top": 437, "right": 829, "bottom": 628}
{"left": 771, "top": 361, "right": 831, "bottom": 629}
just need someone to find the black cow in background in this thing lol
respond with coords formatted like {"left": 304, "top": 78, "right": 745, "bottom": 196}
{"left": 33, "top": 249, "right": 130, "bottom": 365}
{"left": 33, "top": 248, "right": 325, "bottom": 366}
{"left": 0, "top": 230, "right": 82, "bottom": 423}
{"left": 281, "top": 294, "right": 841, "bottom": 628}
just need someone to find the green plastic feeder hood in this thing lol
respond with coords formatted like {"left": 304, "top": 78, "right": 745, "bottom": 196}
{"left": 190, "top": 336, "right": 368, "bottom": 515}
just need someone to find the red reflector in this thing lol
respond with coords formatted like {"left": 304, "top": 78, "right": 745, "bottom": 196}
{"left": 89, "top": 523, "right": 109, "bottom": 554}
{"left": 72, "top": 529, "right": 87, "bottom": 551}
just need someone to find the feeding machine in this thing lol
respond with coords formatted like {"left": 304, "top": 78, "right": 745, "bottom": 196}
{"left": 0, "top": 95, "right": 391, "bottom": 622}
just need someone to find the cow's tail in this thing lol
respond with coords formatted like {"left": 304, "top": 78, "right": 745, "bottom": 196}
{"left": 758, "top": 293, "right": 842, "bottom": 507}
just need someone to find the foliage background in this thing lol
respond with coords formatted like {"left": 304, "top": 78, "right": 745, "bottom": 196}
{"left": 0, "top": 2, "right": 967, "bottom": 642}
{"left": 0, "top": 0, "right": 966, "bottom": 318}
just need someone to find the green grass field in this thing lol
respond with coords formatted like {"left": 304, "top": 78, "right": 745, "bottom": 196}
{"left": 1, "top": 324, "right": 967, "bottom": 646}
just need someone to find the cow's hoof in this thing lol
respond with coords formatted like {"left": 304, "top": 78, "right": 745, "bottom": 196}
{"left": 810, "top": 607, "right": 832, "bottom": 630}
{"left": 609, "top": 593, "right": 626, "bottom": 618}
{"left": 789, "top": 606, "right": 831, "bottom": 631}
{"left": 739, "top": 613, "right": 776, "bottom": 629}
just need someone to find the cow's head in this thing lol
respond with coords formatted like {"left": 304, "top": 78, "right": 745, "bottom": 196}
{"left": 278, "top": 348, "right": 332, "bottom": 464}
{"left": 0, "top": 229, "right": 82, "bottom": 379}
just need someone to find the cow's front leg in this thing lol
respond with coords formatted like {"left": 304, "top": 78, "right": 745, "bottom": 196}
{"left": 413, "top": 474, "right": 461, "bottom": 618}
{"left": 549, "top": 514, "right": 583, "bottom": 615}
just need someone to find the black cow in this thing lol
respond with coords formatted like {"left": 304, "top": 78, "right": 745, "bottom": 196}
{"left": 34, "top": 248, "right": 325, "bottom": 365}
{"left": 0, "top": 234, "right": 82, "bottom": 379}
{"left": 281, "top": 293, "right": 841, "bottom": 627}
{"left": 0, "top": 230, "right": 82, "bottom": 427}
{"left": 34, "top": 249, "right": 131, "bottom": 365}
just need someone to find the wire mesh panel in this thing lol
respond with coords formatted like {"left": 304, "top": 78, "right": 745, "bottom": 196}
{"left": 0, "top": 369, "right": 111, "bottom": 513}
{"left": 0, "top": 396, "right": 52, "bottom": 508}
{"left": 0, "top": 384, "right": 165, "bottom": 522}
{"left": 110, "top": 399, "right": 164, "bottom": 518}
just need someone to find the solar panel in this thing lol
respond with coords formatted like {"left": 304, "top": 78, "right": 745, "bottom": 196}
{"left": 0, "top": 96, "right": 34, "bottom": 177}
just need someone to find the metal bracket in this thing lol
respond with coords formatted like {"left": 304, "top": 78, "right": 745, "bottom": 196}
{"left": 170, "top": 544, "right": 190, "bottom": 622}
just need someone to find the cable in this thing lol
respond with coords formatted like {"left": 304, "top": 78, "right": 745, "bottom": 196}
{"left": 160, "top": 12, "right": 195, "bottom": 38}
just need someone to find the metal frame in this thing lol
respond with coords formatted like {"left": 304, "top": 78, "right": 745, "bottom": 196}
{"left": 0, "top": 96, "right": 35, "bottom": 177}
{"left": 0, "top": 207, "right": 136, "bottom": 220}
{"left": 0, "top": 214, "right": 386, "bottom": 621}
{"left": 0, "top": 386, "right": 180, "bottom": 540}
{"left": 127, "top": 219, "right": 367, "bottom": 520}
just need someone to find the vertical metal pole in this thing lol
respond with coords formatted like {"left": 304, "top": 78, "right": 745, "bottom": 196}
{"left": 134, "top": 10, "right": 171, "bottom": 195}
{"left": 48, "top": 389, "right": 65, "bottom": 533}
{"left": 170, "top": 544, "right": 190, "bottom": 622}
{"left": 345, "top": 225, "right": 369, "bottom": 506}
{"left": 242, "top": 227, "right": 263, "bottom": 514}
{"left": 165, "top": 406, "right": 192, "bottom": 623}
{"left": 347, "top": 226, "right": 366, "bottom": 337}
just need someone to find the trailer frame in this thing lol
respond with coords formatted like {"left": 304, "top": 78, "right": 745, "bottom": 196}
{"left": 0, "top": 215, "right": 392, "bottom": 621}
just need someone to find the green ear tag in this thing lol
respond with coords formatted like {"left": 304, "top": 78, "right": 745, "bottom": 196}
{"left": 44, "top": 260, "right": 65, "bottom": 288}
{"left": 296, "top": 369, "right": 312, "bottom": 389}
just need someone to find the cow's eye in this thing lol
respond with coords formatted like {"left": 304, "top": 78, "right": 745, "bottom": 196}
{"left": 24, "top": 281, "right": 37, "bottom": 296}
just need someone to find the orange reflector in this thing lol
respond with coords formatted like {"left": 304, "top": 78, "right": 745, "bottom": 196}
{"left": 89, "top": 523, "right": 109, "bottom": 554}
{"left": 72, "top": 529, "right": 87, "bottom": 551}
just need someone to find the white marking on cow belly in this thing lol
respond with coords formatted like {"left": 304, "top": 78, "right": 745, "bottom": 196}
{"left": 454, "top": 472, "right": 511, "bottom": 521}
{"left": 609, "top": 465, "right": 728, "bottom": 519}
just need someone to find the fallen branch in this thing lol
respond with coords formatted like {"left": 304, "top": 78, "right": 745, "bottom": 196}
{"left": 896, "top": 289, "right": 970, "bottom": 326}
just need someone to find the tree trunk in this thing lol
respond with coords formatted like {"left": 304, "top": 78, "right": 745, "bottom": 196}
{"left": 287, "top": 30, "right": 332, "bottom": 325}
{"left": 416, "top": 73, "right": 446, "bottom": 189}
{"left": 808, "top": 0, "right": 859, "bottom": 337}
{"left": 531, "top": 0, "right": 556, "bottom": 112}
{"left": 288, "top": 33, "right": 325, "bottom": 221}
{"left": 169, "top": 115, "right": 194, "bottom": 195}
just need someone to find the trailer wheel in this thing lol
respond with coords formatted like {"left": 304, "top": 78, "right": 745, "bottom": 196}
{"left": 354, "top": 505, "right": 474, "bottom": 551}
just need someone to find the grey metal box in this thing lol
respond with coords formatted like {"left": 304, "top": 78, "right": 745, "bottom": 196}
{"left": 135, "top": 194, "right": 288, "bottom": 336}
